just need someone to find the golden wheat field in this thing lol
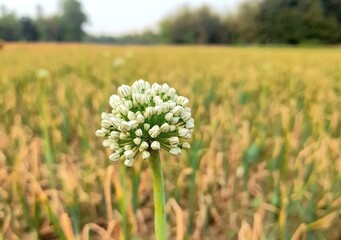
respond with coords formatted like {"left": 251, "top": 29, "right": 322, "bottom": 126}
{"left": 0, "top": 43, "right": 340, "bottom": 240}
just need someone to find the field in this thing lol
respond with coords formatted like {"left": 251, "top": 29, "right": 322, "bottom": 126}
{"left": 0, "top": 44, "right": 340, "bottom": 240}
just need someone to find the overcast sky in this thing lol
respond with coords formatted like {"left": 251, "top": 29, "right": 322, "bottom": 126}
{"left": 0, "top": 0, "right": 244, "bottom": 35}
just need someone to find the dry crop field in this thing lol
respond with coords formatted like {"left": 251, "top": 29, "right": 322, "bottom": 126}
{"left": 0, "top": 44, "right": 340, "bottom": 240}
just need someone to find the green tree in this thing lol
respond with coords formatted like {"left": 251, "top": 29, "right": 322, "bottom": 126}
{"left": 0, "top": 6, "right": 21, "bottom": 41}
{"left": 161, "top": 6, "right": 198, "bottom": 44}
{"left": 321, "top": 0, "right": 341, "bottom": 24}
{"left": 44, "top": 15, "right": 64, "bottom": 41}
{"left": 302, "top": 0, "right": 341, "bottom": 43}
{"left": 224, "top": 1, "right": 260, "bottom": 43}
{"left": 60, "top": 0, "right": 87, "bottom": 41}
{"left": 258, "top": 0, "right": 341, "bottom": 44}
{"left": 160, "top": 5, "right": 224, "bottom": 44}
{"left": 195, "top": 6, "right": 224, "bottom": 44}
{"left": 20, "top": 17, "right": 39, "bottom": 41}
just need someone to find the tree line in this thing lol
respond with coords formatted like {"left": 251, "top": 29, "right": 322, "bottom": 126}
{"left": 1, "top": 0, "right": 341, "bottom": 44}
{"left": 0, "top": 0, "right": 86, "bottom": 42}
{"left": 159, "top": 0, "right": 341, "bottom": 45}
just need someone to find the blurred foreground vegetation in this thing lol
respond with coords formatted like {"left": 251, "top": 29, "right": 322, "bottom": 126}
{"left": 0, "top": 44, "right": 340, "bottom": 239}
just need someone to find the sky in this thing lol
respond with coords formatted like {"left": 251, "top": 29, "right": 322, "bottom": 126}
{"left": 0, "top": 0, "right": 244, "bottom": 35}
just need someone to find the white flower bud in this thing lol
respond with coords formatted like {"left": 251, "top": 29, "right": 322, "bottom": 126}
{"left": 144, "top": 123, "right": 150, "bottom": 131}
{"left": 124, "top": 145, "right": 132, "bottom": 150}
{"left": 117, "top": 104, "right": 129, "bottom": 115}
{"left": 118, "top": 85, "right": 131, "bottom": 98}
{"left": 110, "top": 131, "right": 120, "bottom": 138}
{"left": 153, "top": 96, "right": 163, "bottom": 105}
{"left": 142, "top": 151, "right": 151, "bottom": 160}
{"left": 124, "top": 158, "right": 134, "bottom": 167}
{"left": 120, "top": 121, "right": 131, "bottom": 132}
{"left": 148, "top": 89, "right": 157, "bottom": 97}
{"left": 139, "top": 141, "right": 149, "bottom": 151}
{"left": 165, "top": 112, "right": 173, "bottom": 121}
{"left": 119, "top": 132, "right": 129, "bottom": 140}
{"left": 161, "top": 83, "right": 170, "bottom": 93}
{"left": 179, "top": 128, "right": 188, "bottom": 137}
{"left": 154, "top": 106, "right": 163, "bottom": 115}
{"left": 143, "top": 80, "right": 151, "bottom": 89}
{"left": 170, "top": 117, "right": 180, "bottom": 125}
{"left": 109, "top": 94, "right": 120, "bottom": 102}
{"left": 177, "top": 96, "right": 189, "bottom": 107}
{"left": 129, "top": 120, "right": 139, "bottom": 129}
{"left": 182, "top": 142, "right": 191, "bottom": 149}
{"left": 135, "top": 129, "right": 143, "bottom": 137}
{"left": 169, "top": 148, "right": 180, "bottom": 155}
{"left": 109, "top": 95, "right": 122, "bottom": 108}
{"left": 95, "top": 130, "right": 106, "bottom": 137}
{"left": 101, "top": 127, "right": 110, "bottom": 133}
{"left": 109, "top": 152, "right": 121, "bottom": 161}
{"left": 136, "top": 114, "right": 145, "bottom": 123}
{"left": 127, "top": 111, "right": 136, "bottom": 120}
{"left": 160, "top": 123, "right": 170, "bottom": 132}
{"left": 133, "top": 137, "right": 141, "bottom": 145}
{"left": 172, "top": 106, "right": 184, "bottom": 116}
{"left": 186, "top": 121, "right": 195, "bottom": 129}
{"left": 152, "top": 83, "right": 161, "bottom": 92}
{"left": 169, "top": 136, "right": 179, "bottom": 145}
{"left": 125, "top": 100, "right": 133, "bottom": 109}
{"left": 101, "top": 112, "right": 111, "bottom": 121}
{"left": 151, "top": 141, "right": 160, "bottom": 150}
{"left": 141, "top": 94, "right": 150, "bottom": 104}
{"left": 131, "top": 84, "right": 140, "bottom": 94}
{"left": 101, "top": 120, "right": 112, "bottom": 128}
{"left": 149, "top": 125, "right": 160, "bottom": 138}
{"left": 109, "top": 142, "right": 119, "bottom": 150}
{"left": 181, "top": 111, "right": 191, "bottom": 121}
{"left": 183, "top": 133, "right": 192, "bottom": 139}
{"left": 124, "top": 150, "right": 134, "bottom": 159}
{"left": 168, "top": 101, "right": 176, "bottom": 109}
{"left": 144, "top": 107, "right": 154, "bottom": 118}
{"left": 133, "top": 79, "right": 145, "bottom": 90}
{"left": 162, "top": 103, "right": 170, "bottom": 113}
{"left": 132, "top": 93, "right": 142, "bottom": 104}
{"left": 167, "top": 87, "right": 176, "bottom": 97}
{"left": 110, "top": 117, "right": 121, "bottom": 127}
{"left": 103, "top": 139, "right": 112, "bottom": 147}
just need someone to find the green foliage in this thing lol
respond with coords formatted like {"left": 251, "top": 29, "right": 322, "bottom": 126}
{"left": 20, "top": 17, "right": 39, "bottom": 41}
{"left": 224, "top": 1, "right": 260, "bottom": 44}
{"left": 0, "top": 0, "right": 87, "bottom": 42}
{"left": 60, "top": 0, "right": 87, "bottom": 41}
{"left": 0, "top": 7, "right": 21, "bottom": 41}
{"left": 160, "top": 5, "right": 224, "bottom": 44}
{"left": 258, "top": 0, "right": 341, "bottom": 44}
{"left": 2, "top": 0, "right": 341, "bottom": 44}
{"left": 159, "top": 0, "right": 341, "bottom": 45}
{"left": 43, "top": 15, "right": 64, "bottom": 41}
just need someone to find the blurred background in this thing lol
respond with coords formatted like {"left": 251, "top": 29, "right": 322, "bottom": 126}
{"left": 1, "top": 0, "right": 341, "bottom": 45}
{"left": 0, "top": 1, "right": 341, "bottom": 240}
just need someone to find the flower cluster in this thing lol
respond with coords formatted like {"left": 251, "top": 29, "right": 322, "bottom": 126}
{"left": 96, "top": 79, "right": 194, "bottom": 166}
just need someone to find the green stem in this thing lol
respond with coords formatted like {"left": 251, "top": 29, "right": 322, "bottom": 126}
{"left": 149, "top": 150, "right": 167, "bottom": 240}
